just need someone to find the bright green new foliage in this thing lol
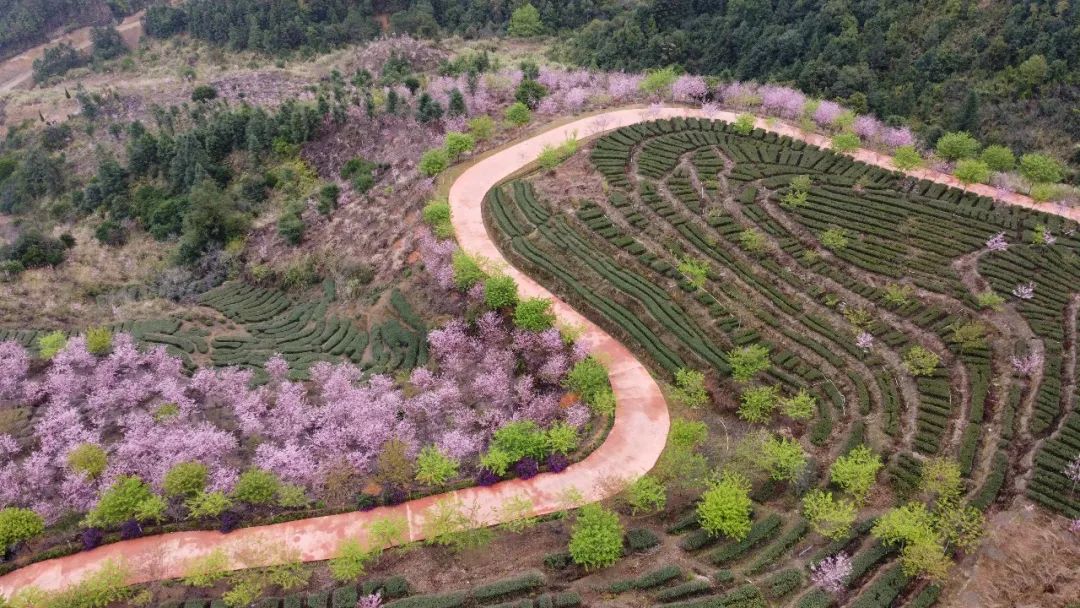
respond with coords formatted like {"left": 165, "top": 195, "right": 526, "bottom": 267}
{"left": 163, "top": 461, "right": 209, "bottom": 498}
{"left": 697, "top": 471, "right": 752, "bottom": 540}
{"left": 569, "top": 504, "right": 624, "bottom": 569}
{"left": 801, "top": 489, "right": 856, "bottom": 540}
{"left": 67, "top": 443, "right": 107, "bottom": 479}
{"left": 672, "top": 368, "right": 709, "bottom": 408}
{"left": 415, "top": 446, "right": 460, "bottom": 486}
{"left": 85, "top": 475, "right": 158, "bottom": 527}
{"left": 514, "top": 297, "right": 555, "bottom": 331}
{"left": 483, "top": 274, "right": 519, "bottom": 309}
{"left": 781, "top": 389, "right": 815, "bottom": 421}
{"left": 738, "top": 385, "right": 779, "bottom": 424}
{"left": 761, "top": 436, "right": 807, "bottom": 481}
{"left": 728, "top": 344, "right": 770, "bottom": 382}
{"left": 0, "top": 507, "right": 45, "bottom": 549}
{"left": 829, "top": 445, "right": 882, "bottom": 503}
{"left": 625, "top": 475, "right": 667, "bottom": 515}
{"left": 233, "top": 468, "right": 281, "bottom": 505}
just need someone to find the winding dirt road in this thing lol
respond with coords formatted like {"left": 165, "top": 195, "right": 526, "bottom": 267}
{"left": 0, "top": 105, "right": 1062, "bottom": 597}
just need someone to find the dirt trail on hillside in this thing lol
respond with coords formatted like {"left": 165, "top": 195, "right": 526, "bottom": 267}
{"left": 0, "top": 10, "right": 146, "bottom": 95}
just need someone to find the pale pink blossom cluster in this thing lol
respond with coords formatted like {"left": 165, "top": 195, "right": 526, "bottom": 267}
{"left": 811, "top": 552, "right": 852, "bottom": 594}
{"left": 760, "top": 85, "right": 806, "bottom": 118}
{"left": 719, "top": 81, "right": 761, "bottom": 108}
{"left": 852, "top": 115, "right": 883, "bottom": 141}
{"left": 1064, "top": 454, "right": 1080, "bottom": 484}
{"left": 0, "top": 268, "right": 586, "bottom": 521}
{"left": 671, "top": 74, "right": 709, "bottom": 103}
{"left": 856, "top": 332, "right": 874, "bottom": 350}
{"left": 1010, "top": 352, "right": 1042, "bottom": 377}
{"left": 606, "top": 73, "right": 643, "bottom": 101}
{"left": 985, "top": 232, "right": 1009, "bottom": 252}
{"left": 881, "top": 126, "right": 916, "bottom": 149}
{"left": 812, "top": 101, "right": 844, "bottom": 127}
{"left": 1012, "top": 282, "right": 1035, "bottom": 300}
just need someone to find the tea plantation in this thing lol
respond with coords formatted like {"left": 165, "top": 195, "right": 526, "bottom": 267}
{"left": 484, "top": 117, "right": 1079, "bottom": 605}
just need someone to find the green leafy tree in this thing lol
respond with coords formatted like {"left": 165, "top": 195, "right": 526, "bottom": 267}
{"left": 233, "top": 468, "right": 281, "bottom": 505}
{"left": 85, "top": 476, "right": 158, "bottom": 527}
{"left": 979, "top": 145, "right": 1015, "bottom": 171}
{"left": 484, "top": 274, "right": 519, "bottom": 309}
{"left": 935, "top": 131, "right": 980, "bottom": 160}
{"left": 781, "top": 389, "right": 815, "bottom": 421}
{"left": 672, "top": 368, "right": 709, "bottom": 408}
{"left": 829, "top": 445, "right": 882, "bottom": 503}
{"left": 568, "top": 504, "right": 624, "bottom": 569}
{"left": 182, "top": 549, "right": 230, "bottom": 587}
{"left": 738, "top": 385, "right": 780, "bottom": 423}
{"left": 37, "top": 331, "right": 67, "bottom": 359}
{"left": 451, "top": 250, "right": 486, "bottom": 289}
{"left": 492, "top": 420, "right": 549, "bottom": 461}
{"left": 761, "top": 436, "right": 807, "bottom": 481}
{"left": 514, "top": 79, "right": 548, "bottom": 109}
{"left": 954, "top": 159, "right": 991, "bottom": 184}
{"left": 514, "top": 297, "right": 556, "bottom": 331}
{"left": 186, "top": 491, "right": 233, "bottom": 519}
{"left": 422, "top": 199, "right": 453, "bottom": 238}
{"left": 669, "top": 419, "right": 708, "bottom": 450}
{"left": 624, "top": 475, "right": 667, "bottom": 515}
{"left": 831, "top": 131, "right": 860, "bottom": 153}
{"left": 85, "top": 327, "right": 113, "bottom": 355}
{"left": 697, "top": 471, "right": 752, "bottom": 540}
{"left": 444, "top": 132, "right": 476, "bottom": 159}
{"left": 67, "top": 443, "right": 107, "bottom": 479}
{"left": 329, "top": 538, "right": 375, "bottom": 582}
{"left": 1019, "top": 153, "right": 1064, "bottom": 184}
{"left": 1016, "top": 54, "right": 1048, "bottom": 91}
{"left": 918, "top": 457, "right": 963, "bottom": 504}
{"left": 419, "top": 148, "right": 450, "bottom": 177}
{"left": 545, "top": 421, "right": 579, "bottom": 455}
{"left": 0, "top": 508, "right": 45, "bottom": 549}
{"left": 564, "top": 357, "right": 611, "bottom": 409}
{"left": 820, "top": 227, "right": 849, "bottom": 250}
{"left": 975, "top": 291, "right": 1004, "bottom": 311}
{"left": 903, "top": 346, "right": 940, "bottom": 376}
{"left": 733, "top": 114, "right": 755, "bottom": 135}
{"left": 508, "top": 3, "right": 545, "bottom": 37}
{"left": 415, "top": 446, "right": 460, "bottom": 486}
{"left": 678, "top": 257, "right": 709, "bottom": 288}
{"left": 728, "top": 344, "right": 770, "bottom": 382}
{"left": 505, "top": 102, "right": 532, "bottom": 126}
{"left": 801, "top": 489, "right": 856, "bottom": 540}
{"left": 738, "top": 228, "right": 767, "bottom": 253}
{"left": 469, "top": 116, "right": 496, "bottom": 140}
{"left": 892, "top": 145, "right": 923, "bottom": 170}
{"left": 639, "top": 67, "right": 678, "bottom": 95}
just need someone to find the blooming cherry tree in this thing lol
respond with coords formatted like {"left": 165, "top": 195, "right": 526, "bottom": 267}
{"left": 1012, "top": 282, "right": 1035, "bottom": 300}
{"left": 811, "top": 552, "right": 852, "bottom": 594}
{"left": 985, "top": 232, "right": 1009, "bottom": 252}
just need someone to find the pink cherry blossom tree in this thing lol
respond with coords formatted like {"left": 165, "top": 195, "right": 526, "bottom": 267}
{"left": 811, "top": 552, "right": 852, "bottom": 594}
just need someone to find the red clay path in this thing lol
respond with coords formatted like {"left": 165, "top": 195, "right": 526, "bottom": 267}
{"left": 0, "top": 105, "right": 1066, "bottom": 597}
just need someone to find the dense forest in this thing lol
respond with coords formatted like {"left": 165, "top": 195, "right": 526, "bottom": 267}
{"left": 134, "top": 0, "right": 1080, "bottom": 159}
{"left": 559, "top": 0, "right": 1080, "bottom": 157}
{"left": 0, "top": 0, "right": 148, "bottom": 59}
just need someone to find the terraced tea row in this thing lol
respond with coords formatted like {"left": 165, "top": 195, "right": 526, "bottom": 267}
{"left": 485, "top": 116, "right": 1078, "bottom": 604}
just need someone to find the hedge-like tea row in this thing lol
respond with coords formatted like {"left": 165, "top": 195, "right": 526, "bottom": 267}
{"left": 709, "top": 514, "right": 783, "bottom": 565}
{"left": 197, "top": 282, "right": 427, "bottom": 381}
